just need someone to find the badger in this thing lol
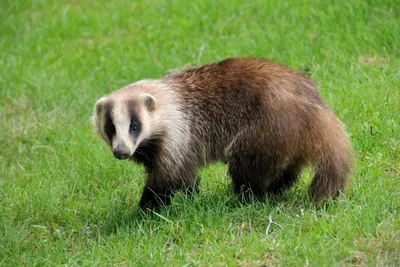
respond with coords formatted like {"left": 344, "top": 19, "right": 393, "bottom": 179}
{"left": 93, "top": 57, "right": 354, "bottom": 210}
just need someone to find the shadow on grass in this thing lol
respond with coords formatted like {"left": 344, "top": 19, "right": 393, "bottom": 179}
{"left": 98, "top": 184, "right": 338, "bottom": 236}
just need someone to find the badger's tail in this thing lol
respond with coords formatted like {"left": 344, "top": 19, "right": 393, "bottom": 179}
{"left": 309, "top": 111, "right": 354, "bottom": 202}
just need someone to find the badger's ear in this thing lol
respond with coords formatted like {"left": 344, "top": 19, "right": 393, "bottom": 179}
{"left": 92, "top": 97, "right": 105, "bottom": 130}
{"left": 94, "top": 97, "right": 105, "bottom": 116}
{"left": 140, "top": 93, "right": 156, "bottom": 111}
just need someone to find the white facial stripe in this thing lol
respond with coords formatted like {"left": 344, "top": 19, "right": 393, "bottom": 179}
{"left": 111, "top": 101, "right": 136, "bottom": 155}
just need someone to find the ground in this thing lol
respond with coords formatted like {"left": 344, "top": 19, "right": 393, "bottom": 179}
{"left": 0, "top": 0, "right": 399, "bottom": 266}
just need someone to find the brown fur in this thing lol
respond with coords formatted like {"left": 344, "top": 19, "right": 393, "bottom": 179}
{"left": 94, "top": 57, "right": 354, "bottom": 210}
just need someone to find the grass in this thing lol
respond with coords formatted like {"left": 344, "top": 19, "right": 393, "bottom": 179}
{"left": 1, "top": 0, "right": 399, "bottom": 265}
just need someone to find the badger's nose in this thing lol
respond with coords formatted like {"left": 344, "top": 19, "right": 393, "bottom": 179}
{"left": 112, "top": 144, "right": 131, "bottom": 160}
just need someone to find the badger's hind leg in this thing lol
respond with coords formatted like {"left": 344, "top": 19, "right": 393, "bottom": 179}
{"left": 227, "top": 142, "right": 286, "bottom": 202}
{"left": 228, "top": 161, "right": 267, "bottom": 201}
{"left": 265, "top": 159, "right": 304, "bottom": 195}
{"left": 228, "top": 158, "right": 302, "bottom": 202}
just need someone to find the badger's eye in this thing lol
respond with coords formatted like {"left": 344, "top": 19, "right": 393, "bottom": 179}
{"left": 130, "top": 122, "right": 139, "bottom": 134}
{"left": 131, "top": 123, "right": 138, "bottom": 132}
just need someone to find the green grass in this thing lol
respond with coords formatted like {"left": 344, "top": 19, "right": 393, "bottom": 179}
{"left": 1, "top": 0, "right": 399, "bottom": 265}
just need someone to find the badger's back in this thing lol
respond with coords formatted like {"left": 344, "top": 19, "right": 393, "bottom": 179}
{"left": 163, "top": 58, "right": 330, "bottom": 160}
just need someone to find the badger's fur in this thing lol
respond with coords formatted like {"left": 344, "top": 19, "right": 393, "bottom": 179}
{"left": 93, "top": 57, "right": 354, "bottom": 210}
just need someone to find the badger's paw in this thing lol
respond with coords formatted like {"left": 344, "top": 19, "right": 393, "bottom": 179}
{"left": 138, "top": 187, "right": 172, "bottom": 211}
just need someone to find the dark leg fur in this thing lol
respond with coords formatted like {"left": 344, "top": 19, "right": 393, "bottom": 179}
{"left": 227, "top": 145, "right": 284, "bottom": 201}
{"left": 139, "top": 186, "right": 172, "bottom": 211}
{"left": 138, "top": 170, "right": 199, "bottom": 211}
{"left": 226, "top": 126, "right": 307, "bottom": 202}
{"left": 266, "top": 160, "right": 304, "bottom": 195}
{"left": 233, "top": 183, "right": 265, "bottom": 203}
{"left": 228, "top": 157, "right": 266, "bottom": 200}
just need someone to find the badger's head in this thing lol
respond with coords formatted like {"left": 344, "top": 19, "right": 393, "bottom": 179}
{"left": 93, "top": 87, "right": 158, "bottom": 160}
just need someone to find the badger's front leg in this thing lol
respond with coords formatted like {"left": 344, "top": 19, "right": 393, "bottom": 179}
{"left": 139, "top": 186, "right": 173, "bottom": 211}
{"left": 138, "top": 167, "right": 199, "bottom": 211}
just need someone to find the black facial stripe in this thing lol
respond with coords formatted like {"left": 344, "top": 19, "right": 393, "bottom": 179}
{"left": 104, "top": 119, "right": 116, "bottom": 141}
{"left": 104, "top": 103, "right": 116, "bottom": 142}
{"left": 127, "top": 100, "right": 142, "bottom": 138}
{"left": 130, "top": 116, "right": 141, "bottom": 137}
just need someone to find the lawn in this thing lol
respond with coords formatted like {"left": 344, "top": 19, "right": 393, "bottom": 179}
{"left": 1, "top": 0, "right": 399, "bottom": 266}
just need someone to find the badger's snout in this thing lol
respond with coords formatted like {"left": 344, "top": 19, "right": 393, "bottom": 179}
{"left": 112, "top": 143, "right": 131, "bottom": 160}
